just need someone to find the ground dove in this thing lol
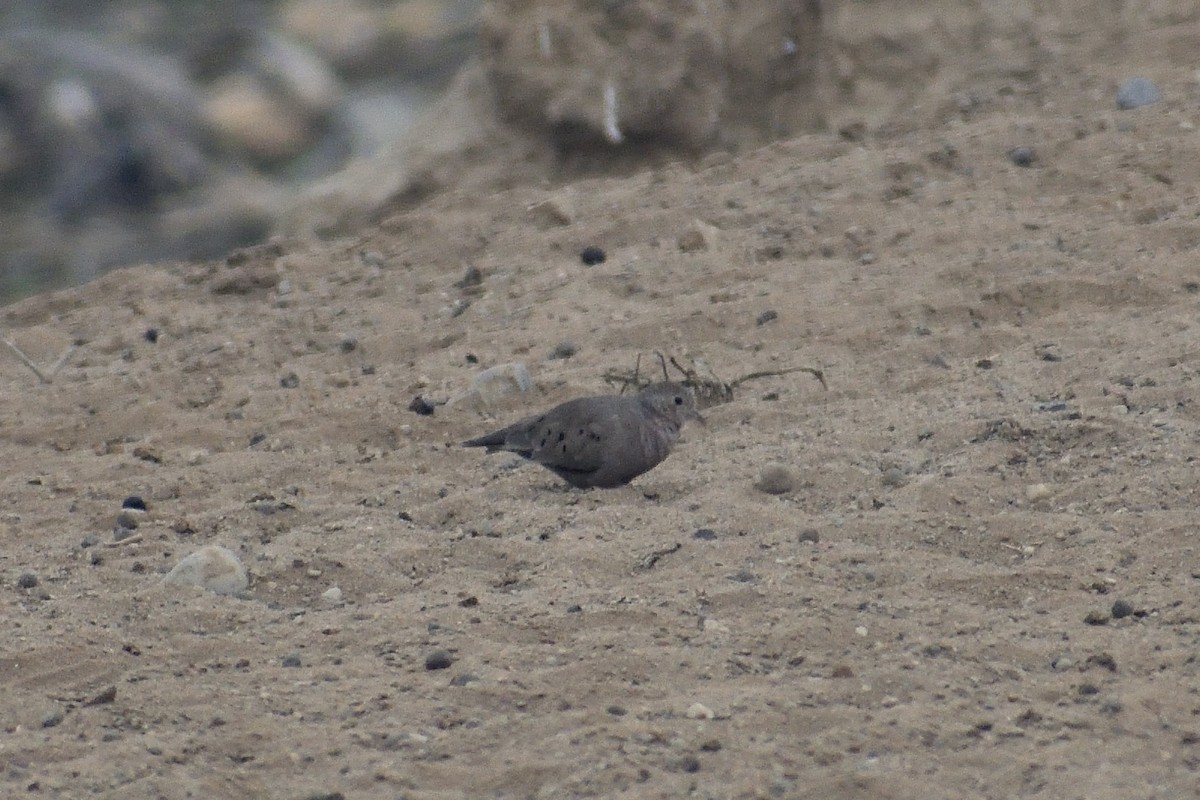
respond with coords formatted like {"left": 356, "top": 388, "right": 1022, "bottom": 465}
{"left": 462, "top": 381, "right": 703, "bottom": 488}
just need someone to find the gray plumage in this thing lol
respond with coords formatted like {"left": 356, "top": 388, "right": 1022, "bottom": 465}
{"left": 462, "top": 381, "right": 703, "bottom": 488}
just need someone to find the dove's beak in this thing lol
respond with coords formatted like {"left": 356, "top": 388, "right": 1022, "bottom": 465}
{"left": 688, "top": 408, "right": 706, "bottom": 426}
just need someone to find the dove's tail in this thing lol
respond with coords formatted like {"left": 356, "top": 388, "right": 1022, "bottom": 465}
{"left": 462, "top": 433, "right": 501, "bottom": 450}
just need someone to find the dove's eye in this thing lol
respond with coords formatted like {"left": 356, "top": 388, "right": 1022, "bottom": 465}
{"left": 674, "top": 396, "right": 683, "bottom": 405}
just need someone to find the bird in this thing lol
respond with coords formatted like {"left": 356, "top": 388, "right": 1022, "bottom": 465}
{"left": 462, "top": 381, "right": 703, "bottom": 488}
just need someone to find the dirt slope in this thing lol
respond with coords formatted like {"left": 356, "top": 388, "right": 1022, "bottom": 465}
{"left": 3, "top": 3, "right": 1200, "bottom": 798}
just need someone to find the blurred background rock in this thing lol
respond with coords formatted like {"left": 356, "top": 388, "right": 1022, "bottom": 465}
{"left": 0, "top": 0, "right": 478, "bottom": 301}
{"left": 0, "top": 0, "right": 841, "bottom": 303}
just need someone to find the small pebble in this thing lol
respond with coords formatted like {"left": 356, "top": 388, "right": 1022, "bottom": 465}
{"left": 281, "top": 652, "right": 302, "bottom": 668}
{"left": 692, "top": 528, "right": 717, "bottom": 541}
{"left": 85, "top": 686, "right": 117, "bottom": 706}
{"left": 677, "top": 755, "right": 701, "bottom": 773}
{"left": 450, "top": 673, "right": 478, "bottom": 687}
{"left": 41, "top": 706, "right": 64, "bottom": 728}
{"left": 280, "top": 372, "right": 300, "bottom": 389}
{"left": 754, "top": 463, "right": 796, "bottom": 495}
{"left": 80, "top": 534, "right": 100, "bottom": 548}
{"left": 580, "top": 245, "right": 607, "bottom": 266}
{"left": 1111, "top": 599, "right": 1134, "bottom": 619}
{"left": 606, "top": 705, "right": 627, "bottom": 716}
{"left": 1007, "top": 146, "right": 1036, "bottom": 167}
{"left": 798, "top": 529, "right": 820, "bottom": 544}
{"left": 320, "top": 586, "right": 344, "bottom": 606}
{"left": 16, "top": 572, "right": 38, "bottom": 589}
{"left": 755, "top": 310, "right": 778, "bottom": 326}
{"left": 1083, "top": 610, "right": 1109, "bottom": 626}
{"left": 548, "top": 340, "right": 577, "bottom": 360}
{"left": 408, "top": 396, "right": 435, "bottom": 416}
{"left": 115, "top": 509, "right": 143, "bottom": 531}
{"left": 677, "top": 219, "right": 720, "bottom": 253}
{"left": 338, "top": 337, "right": 357, "bottom": 353}
{"left": 249, "top": 432, "right": 266, "bottom": 447}
{"left": 566, "top": 604, "right": 583, "bottom": 613}
{"left": 161, "top": 545, "right": 249, "bottom": 596}
{"left": 121, "top": 496, "right": 148, "bottom": 511}
{"left": 425, "top": 650, "right": 453, "bottom": 671}
{"left": 1051, "top": 656, "right": 1074, "bottom": 671}
{"left": 686, "top": 702, "right": 715, "bottom": 720}
{"left": 143, "top": 328, "right": 159, "bottom": 343}
{"left": 455, "top": 266, "right": 483, "bottom": 289}
{"left": 1116, "top": 77, "right": 1161, "bottom": 110}
{"left": 458, "top": 363, "right": 532, "bottom": 407}
{"left": 528, "top": 197, "right": 574, "bottom": 228}
{"left": 1086, "top": 653, "right": 1118, "bottom": 672}
{"left": 1025, "top": 483, "right": 1053, "bottom": 502}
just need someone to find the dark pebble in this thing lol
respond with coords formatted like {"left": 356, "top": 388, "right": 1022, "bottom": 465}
{"left": 1007, "top": 146, "right": 1036, "bottom": 167}
{"left": 549, "top": 340, "right": 577, "bottom": 360}
{"left": 693, "top": 528, "right": 717, "bottom": 541}
{"left": 16, "top": 572, "right": 38, "bottom": 589}
{"left": 798, "top": 529, "right": 820, "bottom": 544}
{"left": 1078, "top": 683, "right": 1100, "bottom": 696}
{"left": 85, "top": 686, "right": 118, "bottom": 706}
{"left": 606, "top": 705, "right": 627, "bottom": 716}
{"left": 281, "top": 652, "right": 302, "bottom": 668}
{"left": 455, "top": 266, "right": 483, "bottom": 288}
{"left": 280, "top": 372, "right": 300, "bottom": 389}
{"left": 338, "top": 337, "right": 357, "bottom": 353}
{"left": 425, "top": 650, "right": 453, "bottom": 671}
{"left": 41, "top": 707, "right": 64, "bottom": 728}
{"left": 459, "top": 596, "right": 478, "bottom": 608}
{"left": 756, "top": 309, "right": 778, "bottom": 326}
{"left": 408, "top": 396, "right": 435, "bottom": 416}
{"left": 1111, "top": 599, "right": 1134, "bottom": 619}
{"left": 1083, "top": 610, "right": 1109, "bottom": 626}
{"left": 79, "top": 534, "right": 100, "bottom": 548}
{"left": 566, "top": 604, "right": 583, "bottom": 613}
{"left": 121, "top": 495, "right": 148, "bottom": 511}
{"left": 143, "top": 328, "right": 159, "bottom": 343}
{"left": 1086, "top": 653, "right": 1118, "bottom": 672}
{"left": 677, "top": 755, "right": 701, "bottom": 773}
{"left": 303, "top": 793, "right": 345, "bottom": 800}
{"left": 1116, "top": 77, "right": 1161, "bottom": 110}
{"left": 249, "top": 432, "right": 266, "bottom": 447}
{"left": 580, "top": 245, "right": 606, "bottom": 266}
{"left": 699, "top": 739, "right": 722, "bottom": 752}
{"left": 465, "top": 353, "right": 478, "bottom": 364}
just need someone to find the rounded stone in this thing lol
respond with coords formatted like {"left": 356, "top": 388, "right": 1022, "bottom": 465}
{"left": 425, "top": 650, "right": 453, "bottom": 670}
{"left": 754, "top": 463, "right": 795, "bottom": 495}
{"left": 161, "top": 545, "right": 249, "bottom": 596}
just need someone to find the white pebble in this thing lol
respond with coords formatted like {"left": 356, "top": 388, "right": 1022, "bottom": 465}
{"left": 161, "top": 545, "right": 248, "bottom": 596}
{"left": 685, "top": 702, "right": 715, "bottom": 720}
{"left": 1025, "top": 483, "right": 1053, "bottom": 502}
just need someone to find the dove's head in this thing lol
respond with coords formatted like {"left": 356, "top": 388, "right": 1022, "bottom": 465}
{"left": 638, "top": 381, "right": 705, "bottom": 428}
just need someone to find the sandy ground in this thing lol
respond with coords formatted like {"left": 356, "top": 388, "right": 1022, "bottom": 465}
{"left": 4, "top": 3, "right": 1200, "bottom": 798}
